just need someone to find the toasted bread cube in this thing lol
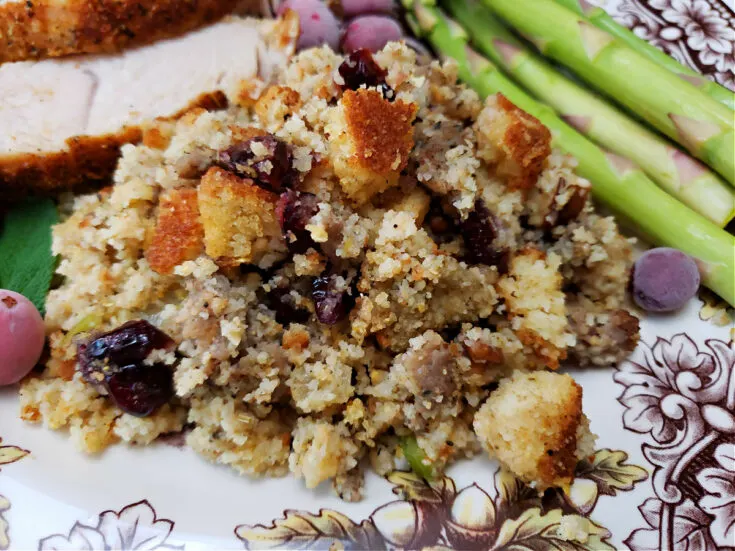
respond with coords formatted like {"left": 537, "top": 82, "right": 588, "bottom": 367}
{"left": 329, "top": 89, "right": 417, "bottom": 205}
{"left": 474, "top": 371, "right": 594, "bottom": 489}
{"left": 198, "top": 167, "right": 283, "bottom": 265}
{"left": 476, "top": 93, "right": 551, "bottom": 191}
{"left": 146, "top": 188, "right": 204, "bottom": 275}
{"left": 498, "top": 247, "right": 573, "bottom": 369}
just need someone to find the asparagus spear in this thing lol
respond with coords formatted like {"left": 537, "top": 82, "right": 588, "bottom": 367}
{"left": 443, "top": 0, "right": 735, "bottom": 227}
{"left": 553, "top": 0, "right": 735, "bottom": 111}
{"left": 478, "top": 0, "right": 735, "bottom": 186}
{"left": 404, "top": 0, "right": 735, "bottom": 305}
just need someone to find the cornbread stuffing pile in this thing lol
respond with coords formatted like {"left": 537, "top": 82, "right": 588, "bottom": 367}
{"left": 20, "top": 39, "right": 640, "bottom": 500}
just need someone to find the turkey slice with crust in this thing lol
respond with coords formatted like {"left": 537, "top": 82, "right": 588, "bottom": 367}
{"left": 0, "top": 0, "right": 260, "bottom": 63}
{"left": 0, "top": 14, "right": 298, "bottom": 198}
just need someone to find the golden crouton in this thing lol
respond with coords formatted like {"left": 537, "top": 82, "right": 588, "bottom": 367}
{"left": 329, "top": 89, "right": 418, "bottom": 205}
{"left": 255, "top": 86, "right": 302, "bottom": 128}
{"left": 476, "top": 93, "right": 551, "bottom": 191}
{"left": 146, "top": 188, "right": 204, "bottom": 275}
{"left": 498, "top": 247, "right": 573, "bottom": 369}
{"left": 197, "top": 167, "right": 283, "bottom": 265}
{"left": 474, "top": 370, "right": 591, "bottom": 489}
{"left": 0, "top": 0, "right": 249, "bottom": 64}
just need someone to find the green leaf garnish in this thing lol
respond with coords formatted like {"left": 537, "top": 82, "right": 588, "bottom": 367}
{"left": 0, "top": 198, "right": 59, "bottom": 315}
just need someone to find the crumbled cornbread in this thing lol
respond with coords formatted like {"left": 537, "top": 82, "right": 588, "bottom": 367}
{"left": 23, "top": 42, "right": 637, "bottom": 499}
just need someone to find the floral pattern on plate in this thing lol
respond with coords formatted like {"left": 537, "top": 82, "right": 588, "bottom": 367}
{"left": 0, "top": 2, "right": 732, "bottom": 550}
{"left": 616, "top": 334, "right": 735, "bottom": 550}
{"left": 38, "top": 500, "right": 180, "bottom": 551}
{"left": 235, "top": 449, "right": 647, "bottom": 550}
{"left": 0, "top": 438, "right": 29, "bottom": 550}
{"left": 607, "top": 0, "right": 735, "bottom": 89}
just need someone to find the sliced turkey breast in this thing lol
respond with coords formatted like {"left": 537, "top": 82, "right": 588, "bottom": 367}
{"left": 0, "top": 15, "right": 298, "bottom": 198}
{"left": 0, "top": 0, "right": 261, "bottom": 63}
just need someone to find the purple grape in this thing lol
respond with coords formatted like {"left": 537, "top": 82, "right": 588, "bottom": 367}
{"left": 0, "top": 290, "right": 45, "bottom": 386}
{"left": 341, "top": 15, "right": 403, "bottom": 53}
{"left": 277, "top": 0, "right": 340, "bottom": 51}
{"left": 276, "top": 189, "right": 321, "bottom": 254}
{"left": 312, "top": 272, "right": 355, "bottom": 325}
{"left": 340, "top": 0, "right": 395, "bottom": 17}
{"left": 632, "top": 247, "right": 701, "bottom": 313}
{"left": 106, "top": 363, "right": 174, "bottom": 417}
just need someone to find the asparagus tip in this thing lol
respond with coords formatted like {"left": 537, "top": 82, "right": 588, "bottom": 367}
{"left": 578, "top": 20, "right": 615, "bottom": 60}
{"left": 494, "top": 38, "right": 523, "bottom": 66}
{"left": 678, "top": 73, "right": 708, "bottom": 88}
{"left": 604, "top": 150, "right": 639, "bottom": 176}
{"left": 578, "top": 0, "right": 596, "bottom": 14}
{"left": 560, "top": 114, "right": 592, "bottom": 133}
{"left": 465, "top": 44, "right": 492, "bottom": 75}
{"left": 446, "top": 16, "right": 468, "bottom": 39}
{"left": 669, "top": 148, "right": 710, "bottom": 186}
{"left": 669, "top": 113, "right": 723, "bottom": 152}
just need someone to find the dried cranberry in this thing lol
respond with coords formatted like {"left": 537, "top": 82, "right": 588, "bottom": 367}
{"left": 77, "top": 320, "right": 176, "bottom": 417}
{"left": 460, "top": 200, "right": 508, "bottom": 271}
{"left": 218, "top": 135, "right": 295, "bottom": 191}
{"left": 268, "top": 286, "right": 311, "bottom": 325}
{"left": 106, "top": 363, "right": 174, "bottom": 417}
{"left": 337, "top": 49, "right": 389, "bottom": 91}
{"left": 79, "top": 320, "right": 173, "bottom": 380}
{"left": 312, "top": 272, "right": 355, "bottom": 325}
{"left": 276, "top": 189, "right": 321, "bottom": 254}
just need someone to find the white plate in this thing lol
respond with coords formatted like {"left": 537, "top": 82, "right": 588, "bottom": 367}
{"left": 2, "top": 1, "right": 734, "bottom": 549}
{"left": 2, "top": 299, "right": 732, "bottom": 550}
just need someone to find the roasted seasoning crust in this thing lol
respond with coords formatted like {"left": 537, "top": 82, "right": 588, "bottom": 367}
{"left": 0, "top": 91, "right": 227, "bottom": 200}
{"left": 0, "top": 127, "right": 143, "bottom": 201}
{"left": 0, "top": 13, "right": 295, "bottom": 201}
{"left": 0, "top": 0, "right": 252, "bottom": 63}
